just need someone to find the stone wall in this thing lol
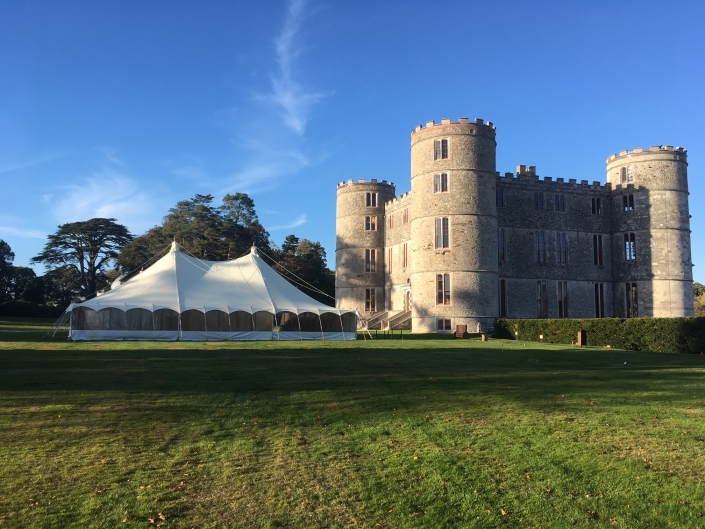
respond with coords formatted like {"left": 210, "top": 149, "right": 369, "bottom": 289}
{"left": 333, "top": 119, "right": 694, "bottom": 330}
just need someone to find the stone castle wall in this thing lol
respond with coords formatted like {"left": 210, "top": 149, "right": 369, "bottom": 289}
{"left": 334, "top": 118, "right": 694, "bottom": 331}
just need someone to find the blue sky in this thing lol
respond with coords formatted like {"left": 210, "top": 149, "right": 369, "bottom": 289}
{"left": 1, "top": 0, "right": 704, "bottom": 279}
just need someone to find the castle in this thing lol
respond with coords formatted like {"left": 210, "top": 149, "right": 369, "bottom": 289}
{"left": 335, "top": 117, "right": 694, "bottom": 332}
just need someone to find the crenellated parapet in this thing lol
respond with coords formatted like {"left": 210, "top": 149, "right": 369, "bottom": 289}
{"left": 496, "top": 172, "right": 611, "bottom": 191}
{"left": 336, "top": 178, "right": 395, "bottom": 190}
{"left": 606, "top": 145, "right": 687, "bottom": 164}
{"left": 410, "top": 117, "right": 496, "bottom": 145}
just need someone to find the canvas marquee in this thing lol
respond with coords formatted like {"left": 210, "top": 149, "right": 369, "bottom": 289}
{"left": 66, "top": 242, "right": 356, "bottom": 340}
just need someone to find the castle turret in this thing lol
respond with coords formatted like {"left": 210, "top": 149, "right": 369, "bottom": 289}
{"left": 606, "top": 146, "right": 693, "bottom": 317}
{"left": 335, "top": 179, "right": 396, "bottom": 314}
{"left": 409, "top": 117, "right": 498, "bottom": 332}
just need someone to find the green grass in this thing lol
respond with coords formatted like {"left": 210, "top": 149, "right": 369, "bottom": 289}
{"left": 0, "top": 318, "right": 704, "bottom": 528}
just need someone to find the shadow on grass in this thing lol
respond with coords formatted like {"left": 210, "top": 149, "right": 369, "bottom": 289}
{"left": 1, "top": 346, "right": 703, "bottom": 409}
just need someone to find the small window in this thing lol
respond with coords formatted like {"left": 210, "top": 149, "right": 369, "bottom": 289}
{"left": 499, "top": 279, "right": 507, "bottom": 317}
{"left": 533, "top": 192, "right": 544, "bottom": 210}
{"left": 496, "top": 189, "right": 504, "bottom": 207}
{"left": 498, "top": 228, "right": 506, "bottom": 262}
{"left": 624, "top": 233, "right": 636, "bottom": 261}
{"left": 554, "top": 194, "right": 565, "bottom": 212}
{"left": 621, "top": 166, "right": 634, "bottom": 184}
{"left": 594, "top": 283, "right": 605, "bottom": 318}
{"left": 435, "top": 217, "right": 450, "bottom": 249}
{"left": 534, "top": 231, "right": 546, "bottom": 264}
{"left": 434, "top": 173, "right": 448, "bottom": 193}
{"left": 365, "top": 216, "right": 376, "bottom": 231}
{"left": 593, "top": 235, "right": 603, "bottom": 266}
{"left": 537, "top": 280, "right": 548, "bottom": 318}
{"left": 402, "top": 208, "right": 409, "bottom": 225}
{"left": 434, "top": 139, "right": 449, "bottom": 160}
{"left": 366, "top": 192, "right": 378, "bottom": 207}
{"left": 365, "top": 288, "right": 376, "bottom": 312}
{"left": 623, "top": 194, "right": 634, "bottom": 212}
{"left": 388, "top": 248, "right": 392, "bottom": 274}
{"left": 388, "top": 215, "right": 394, "bottom": 229}
{"left": 626, "top": 282, "right": 638, "bottom": 317}
{"left": 556, "top": 232, "right": 567, "bottom": 263}
{"left": 591, "top": 197, "right": 602, "bottom": 215}
{"left": 365, "top": 249, "right": 376, "bottom": 272}
{"left": 557, "top": 281, "right": 569, "bottom": 318}
{"left": 436, "top": 318, "right": 451, "bottom": 331}
{"left": 436, "top": 273, "right": 451, "bottom": 305}
{"left": 402, "top": 242, "right": 408, "bottom": 268}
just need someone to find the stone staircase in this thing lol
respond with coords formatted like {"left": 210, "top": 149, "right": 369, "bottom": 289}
{"left": 382, "top": 310, "right": 412, "bottom": 330}
{"left": 362, "top": 311, "right": 389, "bottom": 330}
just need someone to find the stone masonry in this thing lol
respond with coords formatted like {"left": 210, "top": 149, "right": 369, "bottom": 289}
{"left": 335, "top": 117, "right": 694, "bottom": 332}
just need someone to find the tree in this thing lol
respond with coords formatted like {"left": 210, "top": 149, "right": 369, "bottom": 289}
{"left": 32, "top": 218, "right": 134, "bottom": 297}
{"left": 117, "top": 193, "right": 273, "bottom": 271}
{"left": 270, "top": 237, "right": 335, "bottom": 306}
{"left": 0, "top": 240, "right": 15, "bottom": 302}
{"left": 43, "top": 266, "right": 82, "bottom": 307}
{"left": 7, "top": 266, "right": 37, "bottom": 301}
{"left": 694, "top": 282, "right": 705, "bottom": 299}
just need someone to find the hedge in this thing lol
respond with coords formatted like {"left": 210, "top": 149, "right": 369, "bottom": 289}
{"left": 493, "top": 317, "right": 705, "bottom": 354}
{"left": 0, "top": 301, "right": 67, "bottom": 319}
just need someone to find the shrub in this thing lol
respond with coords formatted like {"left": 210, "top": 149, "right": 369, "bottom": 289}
{"left": 0, "top": 300, "right": 66, "bottom": 319}
{"left": 493, "top": 317, "right": 705, "bottom": 354}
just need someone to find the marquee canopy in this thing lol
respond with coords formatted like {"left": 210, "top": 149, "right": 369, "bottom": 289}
{"left": 66, "top": 242, "right": 356, "bottom": 341}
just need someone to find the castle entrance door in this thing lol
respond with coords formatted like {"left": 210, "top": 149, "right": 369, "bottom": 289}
{"left": 402, "top": 287, "right": 411, "bottom": 312}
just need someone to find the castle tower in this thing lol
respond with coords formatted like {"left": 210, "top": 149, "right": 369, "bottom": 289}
{"left": 335, "top": 179, "right": 396, "bottom": 314}
{"left": 606, "top": 146, "right": 693, "bottom": 317}
{"left": 409, "top": 118, "right": 498, "bottom": 332}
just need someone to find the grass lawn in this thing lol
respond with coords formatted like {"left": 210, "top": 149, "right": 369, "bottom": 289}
{"left": 0, "top": 318, "right": 704, "bottom": 528}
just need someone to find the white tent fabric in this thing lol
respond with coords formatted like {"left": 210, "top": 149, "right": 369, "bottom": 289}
{"left": 67, "top": 242, "right": 356, "bottom": 341}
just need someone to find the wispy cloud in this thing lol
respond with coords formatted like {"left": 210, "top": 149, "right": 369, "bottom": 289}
{"left": 267, "top": 214, "right": 307, "bottom": 231}
{"left": 0, "top": 226, "right": 46, "bottom": 239}
{"left": 0, "top": 152, "right": 64, "bottom": 174}
{"left": 52, "top": 169, "right": 156, "bottom": 234}
{"left": 266, "top": 0, "right": 326, "bottom": 135}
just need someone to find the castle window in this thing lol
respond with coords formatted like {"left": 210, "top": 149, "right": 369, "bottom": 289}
{"left": 365, "top": 288, "right": 376, "bottom": 312}
{"left": 625, "top": 282, "right": 638, "bottom": 317}
{"left": 436, "top": 273, "right": 451, "bottom": 305}
{"left": 499, "top": 279, "right": 507, "bottom": 317}
{"left": 594, "top": 283, "right": 605, "bottom": 318}
{"left": 366, "top": 192, "right": 377, "bottom": 207}
{"left": 496, "top": 189, "right": 504, "bottom": 207}
{"left": 591, "top": 197, "right": 602, "bottom": 215}
{"left": 533, "top": 192, "right": 544, "bottom": 210}
{"left": 623, "top": 195, "right": 634, "bottom": 212}
{"left": 434, "top": 139, "right": 448, "bottom": 160}
{"left": 365, "top": 216, "right": 376, "bottom": 231}
{"left": 624, "top": 233, "right": 636, "bottom": 261}
{"left": 498, "top": 228, "right": 506, "bottom": 262}
{"left": 557, "top": 281, "right": 569, "bottom": 318}
{"left": 436, "top": 319, "right": 451, "bottom": 331}
{"left": 556, "top": 232, "right": 567, "bottom": 263}
{"left": 365, "top": 249, "right": 376, "bottom": 272}
{"left": 402, "top": 208, "right": 409, "bottom": 225}
{"left": 388, "top": 215, "right": 394, "bottom": 229}
{"left": 534, "top": 231, "right": 546, "bottom": 264}
{"left": 435, "top": 218, "right": 450, "bottom": 249}
{"left": 434, "top": 173, "right": 448, "bottom": 193}
{"left": 537, "top": 280, "right": 548, "bottom": 318}
{"left": 554, "top": 194, "right": 565, "bottom": 212}
{"left": 388, "top": 248, "right": 392, "bottom": 274}
{"left": 402, "top": 242, "right": 408, "bottom": 268}
{"left": 621, "top": 166, "right": 634, "bottom": 184}
{"left": 593, "top": 235, "right": 603, "bottom": 266}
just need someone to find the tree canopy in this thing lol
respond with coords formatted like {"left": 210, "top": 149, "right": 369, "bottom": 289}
{"left": 31, "top": 218, "right": 134, "bottom": 297}
{"left": 117, "top": 194, "right": 272, "bottom": 271}
{"left": 116, "top": 194, "right": 336, "bottom": 305}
